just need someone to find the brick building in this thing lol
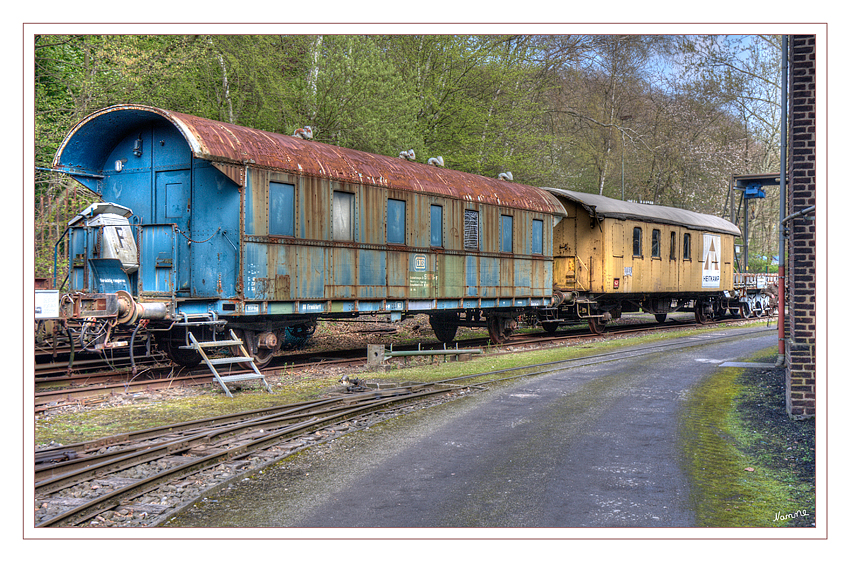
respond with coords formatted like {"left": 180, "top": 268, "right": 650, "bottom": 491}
{"left": 785, "top": 35, "right": 816, "bottom": 420}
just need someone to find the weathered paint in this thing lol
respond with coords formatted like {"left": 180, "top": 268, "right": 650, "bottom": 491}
{"left": 552, "top": 194, "right": 736, "bottom": 295}
{"left": 55, "top": 105, "right": 566, "bottom": 217}
{"left": 55, "top": 105, "right": 562, "bottom": 324}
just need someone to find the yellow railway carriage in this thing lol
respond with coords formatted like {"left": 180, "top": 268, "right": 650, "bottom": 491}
{"left": 540, "top": 188, "right": 742, "bottom": 333}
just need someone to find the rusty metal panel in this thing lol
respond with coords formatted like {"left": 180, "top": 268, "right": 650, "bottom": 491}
{"left": 465, "top": 255, "right": 478, "bottom": 297}
{"left": 437, "top": 254, "right": 464, "bottom": 299}
{"left": 268, "top": 244, "right": 295, "bottom": 300}
{"left": 480, "top": 257, "right": 499, "bottom": 297}
{"left": 408, "top": 252, "right": 434, "bottom": 299}
{"left": 358, "top": 185, "right": 383, "bottom": 245}
{"left": 387, "top": 251, "right": 408, "bottom": 299}
{"left": 245, "top": 169, "right": 269, "bottom": 236}
{"left": 299, "top": 175, "right": 331, "bottom": 241}
{"left": 297, "top": 245, "right": 325, "bottom": 299}
{"left": 357, "top": 249, "right": 387, "bottom": 299}
{"left": 60, "top": 105, "right": 565, "bottom": 216}
{"left": 515, "top": 257, "right": 531, "bottom": 293}
{"left": 211, "top": 162, "right": 246, "bottom": 188}
{"left": 499, "top": 257, "right": 516, "bottom": 297}
{"left": 480, "top": 205, "right": 499, "bottom": 254}
{"left": 444, "top": 199, "right": 462, "bottom": 251}
{"left": 330, "top": 247, "right": 356, "bottom": 299}
{"left": 408, "top": 195, "right": 431, "bottom": 249}
{"left": 530, "top": 257, "right": 547, "bottom": 297}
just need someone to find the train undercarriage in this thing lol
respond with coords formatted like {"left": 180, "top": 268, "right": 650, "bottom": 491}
{"left": 426, "top": 283, "right": 776, "bottom": 344}
{"left": 45, "top": 278, "right": 776, "bottom": 370}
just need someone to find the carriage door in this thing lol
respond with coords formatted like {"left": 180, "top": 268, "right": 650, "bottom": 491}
{"left": 611, "top": 222, "right": 624, "bottom": 292}
{"left": 155, "top": 170, "right": 192, "bottom": 293}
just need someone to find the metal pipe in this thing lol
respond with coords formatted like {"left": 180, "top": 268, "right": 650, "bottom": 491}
{"left": 781, "top": 205, "right": 815, "bottom": 225}
{"left": 777, "top": 35, "right": 788, "bottom": 367}
{"left": 385, "top": 348, "right": 483, "bottom": 358}
{"left": 52, "top": 227, "right": 70, "bottom": 290}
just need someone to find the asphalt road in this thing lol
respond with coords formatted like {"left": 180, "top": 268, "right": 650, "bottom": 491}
{"left": 168, "top": 327, "right": 778, "bottom": 528}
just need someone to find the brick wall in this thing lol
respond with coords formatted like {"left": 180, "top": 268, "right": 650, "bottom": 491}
{"left": 786, "top": 35, "right": 816, "bottom": 420}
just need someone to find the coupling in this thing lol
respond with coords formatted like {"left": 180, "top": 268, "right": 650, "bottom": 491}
{"left": 116, "top": 290, "right": 168, "bottom": 324}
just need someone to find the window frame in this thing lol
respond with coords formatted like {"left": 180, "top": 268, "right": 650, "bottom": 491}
{"left": 683, "top": 232, "right": 692, "bottom": 260}
{"left": 464, "top": 209, "right": 479, "bottom": 251}
{"left": 651, "top": 228, "right": 661, "bottom": 258}
{"left": 531, "top": 219, "right": 544, "bottom": 255}
{"left": 670, "top": 231, "right": 677, "bottom": 260}
{"left": 332, "top": 191, "right": 355, "bottom": 242}
{"left": 430, "top": 204, "right": 443, "bottom": 248}
{"left": 633, "top": 226, "right": 643, "bottom": 257}
{"left": 268, "top": 181, "right": 295, "bottom": 237}
{"left": 386, "top": 198, "right": 406, "bottom": 245}
{"left": 500, "top": 214, "right": 514, "bottom": 253}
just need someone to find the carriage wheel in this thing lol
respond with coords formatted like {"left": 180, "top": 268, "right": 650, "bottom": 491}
{"left": 588, "top": 316, "right": 607, "bottom": 335}
{"left": 232, "top": 328, "right": 280, "bottom": 369}
{"left": 541, "top": 321, "right": 561, "bottom": 334}
{"left": 486, "top": 315, "right": 514, "bottom": 344}
{"left": 694, "top": 303, "right": 710, "bottom": 324}
{"left": 654, "top": 313, "right": 667, "bottom": 324}
{"left": 158, "top": 335, "right": 202, "bottom": 368}
{"left": 284, "top": 321, "right": 317, "bottom": 350}
{"left": 430, "top": 313, "right": 460, "bottom": 343}
{"left": 740, "top": 302, "right": 753, "bottom": 319}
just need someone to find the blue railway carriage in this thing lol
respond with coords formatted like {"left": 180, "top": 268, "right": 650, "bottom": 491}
{"left": 53, "top": 105, "right": 566, "bottom": 366}
{"left": 538, "top": 188, "right": 743, "bottom": 333}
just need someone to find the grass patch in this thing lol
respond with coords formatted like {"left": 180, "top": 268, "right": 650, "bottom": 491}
{"left": 35, "top": 322, "right": 766, "bottom": 448}
{"left": 679, "top": 348, "right": 815, "bottom": 527}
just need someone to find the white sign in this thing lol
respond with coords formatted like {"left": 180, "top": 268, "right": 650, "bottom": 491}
{"left": 702, "top": 233, "right": 721, "bottom": 288}
{"left": 35, "top": 290, "right": 60, "bottom": 319}
{"left": 413, "top": 254, "right": 427, "bottom": 272}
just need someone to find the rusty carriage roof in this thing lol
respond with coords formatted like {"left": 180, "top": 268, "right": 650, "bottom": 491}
{"left": 54, "top": 105, "right": 566, "bottom": 217}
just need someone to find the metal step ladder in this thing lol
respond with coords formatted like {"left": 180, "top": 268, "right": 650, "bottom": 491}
{"left": 187, "top": 329, "right": 272, "bottom": 398}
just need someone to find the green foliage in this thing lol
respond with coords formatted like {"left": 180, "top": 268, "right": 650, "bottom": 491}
{"left": 747, "top": 254, "right": 779, "bottom": 274}
{"left": 33, "top": 33, "right": 784, "bottom": 278}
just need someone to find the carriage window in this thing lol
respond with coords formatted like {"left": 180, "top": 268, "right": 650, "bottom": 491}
{"left": 652, "top": 229, "right": 661, "bottom": 258}
{"left": 500, "top": 215, "right": 513, "bottom": 253}
{"left": 670, "top": 232, "right": 677, "bottom": 260}
{"left": 633, "top": 227, "right": 643, "bottom": 257}
{"left": 332, "top": 191, "right": 355, "bottom": 241}
{"left": 683, "top": 233, "right": 692, "bottom": 260}
{"left": 532, "top": 219, "right": 543, "bottom": 254}
{"left": 387, "top": 199, "right": 406, "bottom": 244}
{"left": 269, "top": 182, "right": 295, "bottom": 237}
{"left": 430, "top": 205, "right": 443, "bottom": 247}
{"left": 464, "top": 210, "right": 479, "bottom": 251}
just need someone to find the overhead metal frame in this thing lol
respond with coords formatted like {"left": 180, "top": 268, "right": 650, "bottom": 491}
{"left": 728, "top": 172, "right": 780, "bottom": 272}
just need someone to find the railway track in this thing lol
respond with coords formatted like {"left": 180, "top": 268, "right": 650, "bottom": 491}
{"left": 34, "top": 314, "right": 772, "bottom": 409}
{"left": 34, "top": 382, "right": 474, "bottom": 527}
{"left": 33, "top": 325, "right": 775, "bottom": 528}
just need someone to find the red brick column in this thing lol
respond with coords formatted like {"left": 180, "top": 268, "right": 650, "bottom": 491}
{"left": 785, "top": 35, "right": 816, "bottom": 420}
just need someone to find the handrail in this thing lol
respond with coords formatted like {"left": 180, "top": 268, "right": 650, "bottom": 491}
{"left": 573, "top": 255, "right": 588, "bottom": 292}
{"left": 52, "top": 227, "right": 71, "bottom": 290}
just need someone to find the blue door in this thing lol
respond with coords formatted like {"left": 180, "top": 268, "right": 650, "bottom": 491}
{"left": 155, "top": 170, "right": 191, "bottom": 293}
